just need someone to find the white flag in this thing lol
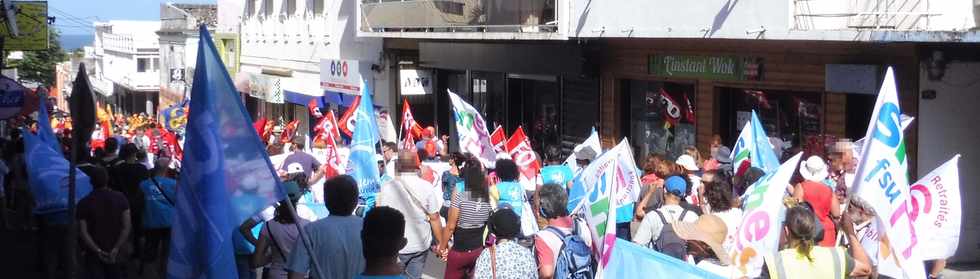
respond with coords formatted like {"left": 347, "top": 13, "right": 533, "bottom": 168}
{"left": 852, "top": 67, "right": 925, "bottom": 279}
{"left": 910, "top": 155, "right": 962, "bottom": 260}
{"left": 731, "top": 152, "right": 803, "bottom": 278}
{"left": 447, "top": 90, "right": 497, "bottom": 167}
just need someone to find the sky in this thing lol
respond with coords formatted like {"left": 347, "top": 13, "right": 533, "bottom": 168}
{"left": 49, "top": 0, "right": 216, "bottom": 35}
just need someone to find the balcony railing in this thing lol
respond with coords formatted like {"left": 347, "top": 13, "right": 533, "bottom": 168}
{"left": 793, "top": 0, "right": 948, "bottom": 31}
{"left": 361, "top": 0, "right": 558, "bottom": 33}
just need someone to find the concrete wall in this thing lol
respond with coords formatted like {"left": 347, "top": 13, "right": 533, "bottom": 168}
{"left": 217, "top": 0, "right": 243, "bottom": 34}
{"left": 918, "top": 61, "right": 980, "bottom": 263}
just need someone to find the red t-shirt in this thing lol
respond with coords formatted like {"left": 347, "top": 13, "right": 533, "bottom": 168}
{"left": 533, "top": 216, "right": 574, "bottom": 271}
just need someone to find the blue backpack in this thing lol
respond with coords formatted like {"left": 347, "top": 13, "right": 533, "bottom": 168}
{"left": 546, "top": 217, "right": 595, "bottom": 279}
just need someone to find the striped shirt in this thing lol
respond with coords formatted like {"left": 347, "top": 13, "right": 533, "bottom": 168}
{"left": 451, "top": 191, "right": 492, "bottom": 229}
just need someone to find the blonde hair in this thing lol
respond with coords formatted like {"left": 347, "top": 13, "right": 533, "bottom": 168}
{"left": 684, "top": 146, "right": 703, "bottom": 168}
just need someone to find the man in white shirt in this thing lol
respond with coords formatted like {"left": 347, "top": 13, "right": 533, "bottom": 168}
{"left": 633, "top": 176, "right": 699, "bottom": 248}
{"left": 376, "top": 151, "right": 445, "bottom": 279}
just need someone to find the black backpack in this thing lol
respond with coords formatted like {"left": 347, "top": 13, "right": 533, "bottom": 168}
{"left": 651, "top": 209, "right": 690, "bottom": 260}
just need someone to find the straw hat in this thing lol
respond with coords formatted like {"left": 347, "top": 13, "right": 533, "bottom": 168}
{"left": 673, "top": 214, "right": 731, "bottom": 265}
{"left": 799, "top": 155, "right": 829, "bottom": 182}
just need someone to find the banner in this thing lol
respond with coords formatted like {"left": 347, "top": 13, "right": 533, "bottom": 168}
{"left": 910, "top": 155, "right": 961, "bottom": 260}
{"left": 732, "top": 152, "right": 803, "bottom": 278}
{"left": 605, "top": 239, "right": 724, "bottom": 279}
{"left": 730, "top": 110, "right": 780, "bottom": 173}
{"left": 504, "top": 126, "right": 541, "bottom": 190}
{"left": 447, "top": 90, "right": 496, "bottom": 167}
{"left": 564, "top": 128, "right": 601, "bottom": 174}
{"left": 851, "top": 67, "right": 924, "bottom": 279}
{"left": 490, "top": 125, "right": 507, "bottom": 153}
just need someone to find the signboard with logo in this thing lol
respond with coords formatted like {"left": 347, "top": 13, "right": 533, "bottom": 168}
{"left": 249, "top": 74, "right": 283, "bottom": 103}
{"left": 649, "top": 55, "right": 761, "bottom": 81}
{"left": 1, "top": 1, "right": 48, "bottom": 51}
{"left": 399, "top": 69, "right": 432, "bottom": 95}
{"left": 320, "top": 59, "right": 361, "bottom": 95}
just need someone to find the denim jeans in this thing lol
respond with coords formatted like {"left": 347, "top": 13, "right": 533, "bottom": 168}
{"left": 398, "top": 250, "right": 429, "bottom": 279}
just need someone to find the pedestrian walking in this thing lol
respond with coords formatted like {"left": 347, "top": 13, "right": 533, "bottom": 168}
{"left": 77, "top": 165, "right": 131, "bottom": 279}
{"left": 377, "top": 151, "right": 444, "bottom": 279}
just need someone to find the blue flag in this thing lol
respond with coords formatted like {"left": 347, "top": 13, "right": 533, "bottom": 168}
{"left": 36, "top": 96, "right": 62, "bottom": 155}
{"left": 167, "top": 26, "right": 286, "bottom": 279}
{"left": 347, "top": 80, "right": 381, "bottom": 211}
{"left": 749, "top": 111, "right": 780, "bottom": 172}
{"left": 22, "top": 128, "right": 92, "bottom": 215}
{"left": 604, "top": 239, "right": 724, "bottom": 279}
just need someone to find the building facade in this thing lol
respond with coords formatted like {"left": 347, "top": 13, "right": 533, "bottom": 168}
{"left": 90, "top": 20, "right": 162, "bottom": 116}
{"left": 361, "top": 0, "right": 980, "bottom": 262}
{"left": 222, "top": 0, "right": 387, "bottom": 136}
{"left": 157, "top": 3, "right": 218, "bottom": 112}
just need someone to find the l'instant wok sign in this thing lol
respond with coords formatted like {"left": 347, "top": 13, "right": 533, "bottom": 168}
{"left": 649, "top": 54, "right": 761, "bottom": 81}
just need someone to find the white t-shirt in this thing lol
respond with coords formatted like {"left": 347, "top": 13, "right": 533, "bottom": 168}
{"left": 712, "top": 208, "right": 744, "bottom": 253}
{"left": 377, "top": 172, "right": 442, "bottom": 254}
{"left": 633, "top": 204, "right": 699, "bottom": 247}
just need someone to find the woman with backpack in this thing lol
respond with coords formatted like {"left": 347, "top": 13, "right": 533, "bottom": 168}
{"left": 251, "top": 181, "right": 307, "bottom": 279}
{"left": 534, "top": 183, "right": 594, "bottom": 279}
{"left": 633, "top": 176, "right": 700, "bottom": 260}
{"left": 439, "top": 158, "right": 494, "bottom": 279}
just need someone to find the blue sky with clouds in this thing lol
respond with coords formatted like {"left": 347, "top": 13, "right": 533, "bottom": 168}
{"left": 49, "top": 0, "right": 216, "bottom": 35}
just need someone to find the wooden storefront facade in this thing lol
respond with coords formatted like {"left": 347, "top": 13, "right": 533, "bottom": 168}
{"left": 597, "top": 38, "right": 922, "bottom": 173}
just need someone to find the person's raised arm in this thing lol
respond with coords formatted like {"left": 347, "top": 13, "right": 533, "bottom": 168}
{"left": 840, "top": 213, "right": 871, "bottom": 277}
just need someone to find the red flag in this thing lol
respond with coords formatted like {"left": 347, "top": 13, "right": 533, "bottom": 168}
{"left": 338, "top": 96, "right": 361, "bottom": 137}
{"left": 659, "top": 89, "right": 682, "bottom": 126}
{"left": 254, "top": 117, "right": 269, "bottom": 143}
{"left": 490, "top": 125, "right": 507, "bottom": 153}
{"left": 313, "top": 110, "right": 341, "bottom": 146}
{"left": 281, "top": 119, "right": 299, "bottom": 144}
{"left": 161, "top": 128, "right": 183, "bottom": 160}
{"left": 400, "top": 98, "right": 423, "bottom": 140}
{"left": 504, "top": 126, "right": 541, "bottom": 181}
{"left": 145, "top": 128, "right": 159, "bottom": 154}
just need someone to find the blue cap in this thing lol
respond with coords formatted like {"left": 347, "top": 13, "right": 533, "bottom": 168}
{"left": 664, "top": 176, "right": 687, "bottom": 197}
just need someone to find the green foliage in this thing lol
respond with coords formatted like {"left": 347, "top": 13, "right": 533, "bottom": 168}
{"left": 12, "top": 29, "right": 68, "bottom": 87}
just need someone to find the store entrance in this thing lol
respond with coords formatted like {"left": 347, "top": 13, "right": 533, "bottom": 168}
{"left": 717, "top": 87, "right": 823, "bottom": 158}
{"left": 619, "top": 79, "right": 697, "bottom": 161}
{"left": 506, "top": 75, "right": 560, "bottom": 155}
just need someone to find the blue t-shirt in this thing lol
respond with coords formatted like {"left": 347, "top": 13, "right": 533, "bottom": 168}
{"left": 541, "top": 165, "right": 574, "bottom": 186}
{"left": 139, "top": 176, "right": 177, "bottom": 229}
{"left": 495, "top": 181, "right": 525, "bottom": 217}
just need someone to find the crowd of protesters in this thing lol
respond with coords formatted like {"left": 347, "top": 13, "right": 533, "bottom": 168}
{"left": 1, "top": 110, "right": 957, "bottom": 279}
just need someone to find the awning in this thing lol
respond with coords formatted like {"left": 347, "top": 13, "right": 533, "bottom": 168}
{"left": 286, "top": 91, "right": 357, "bottom": 107}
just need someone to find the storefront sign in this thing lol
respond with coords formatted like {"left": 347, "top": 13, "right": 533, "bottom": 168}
{"left": 320, "top": 59, "right": 361, "bottom": 95}
{"left": 249, "top": 74, "right": 283, "bottom": 103}
{"left": 649, "top": 55, "right": 760, "bottom": 81}
{"left": 399, "top": 69, "right": 432, "bottom": 95}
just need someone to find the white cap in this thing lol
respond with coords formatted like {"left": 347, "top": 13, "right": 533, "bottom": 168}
{"left": 286, "top": 163, "right": 304, "bottom": 174}
{"left": 676, "top": 154, "right": 699, "bottom": 171}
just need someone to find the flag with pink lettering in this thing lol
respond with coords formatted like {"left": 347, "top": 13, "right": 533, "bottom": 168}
{"left": 505, "top": 126, "right": 541, "bottom": 188}
{"left": 910, "top": 155, "right": 961, "bottom": 260}
{"left": 852, "top": 67, "right": 925, "bottom": 279}
{"left": 731, "top": 152, "right": 802, "bottom": 278}
{"left": 448, "top": 90, "right": 497, "bottom": 167}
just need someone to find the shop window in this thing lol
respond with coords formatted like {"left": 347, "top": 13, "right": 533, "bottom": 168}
{"left": 621, "top": 80, "right": 697, "bottom": 160}
{"left": 718, "top": 87, "right": 823, "bottom": 156}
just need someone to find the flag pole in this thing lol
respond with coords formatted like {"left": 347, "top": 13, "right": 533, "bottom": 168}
{"left": 67, "top": 126, "right": 79, "bottom": 278}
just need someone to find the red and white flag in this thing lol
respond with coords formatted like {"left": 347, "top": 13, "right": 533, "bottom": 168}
{"left": 314, "top": 110, "right": 341, "bottom": 146}
{"left": 490, "top": 125, "right": 507, "bottom": 153}
{"left": 505, "top": 126, "right": 541, "bottom": 185}
{"left": 338, "top": 96, "right": 361, "bottom": 137}
{"left": 401, "top": 98, "right": 423, "bottom": 140}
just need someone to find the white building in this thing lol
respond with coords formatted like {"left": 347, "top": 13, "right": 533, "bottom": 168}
{"left": 157, "top": 3, "right": 218, "bottom": 111}
{"left": 221, "top": 0, "right": 386, "bottom": 133}
{"left": 91, "top": 20, "right": 161, "bottom": 116}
